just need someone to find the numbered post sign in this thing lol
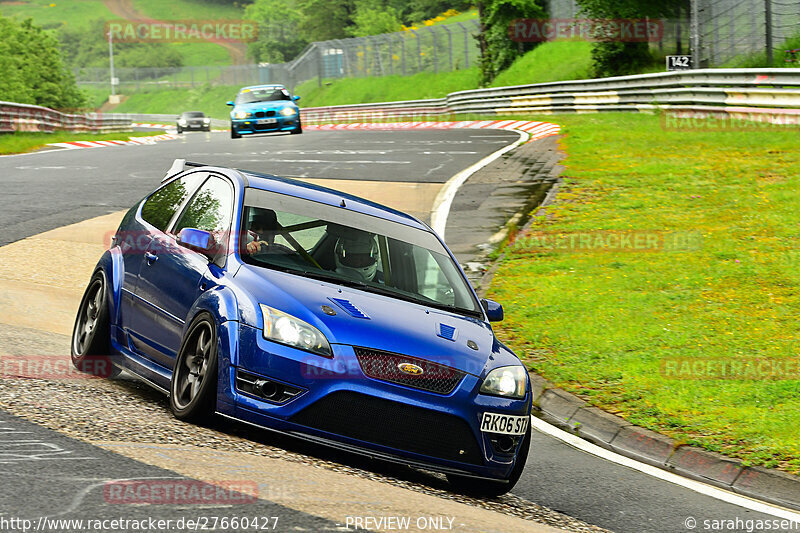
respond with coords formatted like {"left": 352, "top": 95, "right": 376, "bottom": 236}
{"left": 666, "top": 55, "right": 692, "bottom": 71}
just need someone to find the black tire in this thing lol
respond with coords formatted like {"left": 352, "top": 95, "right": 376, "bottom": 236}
{"left": 231, "top": 126, "right": 241, "bottom": 139}
{"left": 177, "top": 127, "right": 183, "bottom": 134}
{"left": 71, "top": 272, "right": 120, "bottom": 378}
{"left": 170, "top": 313, "right": 219, "bottom": 422}
{"left": 290, "top": 122, "right": 302, "bottom": 135}
{"left": 447, "top": 425, "right": 531, "bottom": 498}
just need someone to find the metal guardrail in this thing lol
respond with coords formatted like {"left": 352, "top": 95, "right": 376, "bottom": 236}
{"left": 301, "top": 68, "right": 800, "bottom": 123}
{"left": 0, "top": 101, "right": 132, "bottom": 134}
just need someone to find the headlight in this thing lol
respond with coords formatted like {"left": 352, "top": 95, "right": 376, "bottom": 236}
{"left": 480, "top": 366, "right": 527, "bottom": 399}
{"left": 234, "top": 111, "right": 250, "bottom": 119}
{"left": 178, "top": 119, "right": 187, "bottom": 125}
{"left": 279, "top": 107, "right": 296, "bottom": 116}
{"left": 203, "top": 118, "right": 210, "bottom": 124}
{"left": 260, "top": 304, "right": 331, "bottom": 357}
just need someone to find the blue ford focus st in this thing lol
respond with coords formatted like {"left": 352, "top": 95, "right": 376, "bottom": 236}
{"left": 227, "top": 84, "right": 302, "bottom": 139}
{"left": 71, "top": 160, "right": 532, "bottom": 496}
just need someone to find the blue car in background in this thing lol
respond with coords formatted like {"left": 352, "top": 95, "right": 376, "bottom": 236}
{"left": 227, "top": 84, "right": 302, "bottom": 139}
{"left": 71, "top": 160, "right": 532, "bottom": 496}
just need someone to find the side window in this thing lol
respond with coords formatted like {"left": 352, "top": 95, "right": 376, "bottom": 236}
{"left": 140, "top": 173, "right": 204, "bottom": 232}
{"left": 173, "top": 176, "right": 234, "bottom": 236}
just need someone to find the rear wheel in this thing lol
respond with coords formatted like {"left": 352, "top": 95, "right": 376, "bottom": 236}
{"left": 447, "top": 425, "right": 531, "bottom": 497}
{"left": 170, "top": 313, "right": 219, "bottom": 422}
{"left": 71, "top": 272, "right": 119, "bottom": 378}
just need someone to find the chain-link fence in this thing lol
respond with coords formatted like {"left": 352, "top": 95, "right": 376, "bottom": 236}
{"left": 73, "top": 1, "right": 799, "bottom": 95}
{"left": 692, "top": 0, "right": 800, "bottom": 66}
{"left": 74, "top": 21, "right": 481, "bottom": 93}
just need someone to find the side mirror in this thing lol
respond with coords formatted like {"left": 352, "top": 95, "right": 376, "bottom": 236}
{"left": 292, "top": 95, "right": 301, "bottom": 102}
{"left": 177, "top": 228, "right": 213, "bottom": 257}
{"left": 481, "top": 299, "right": 504, "bottom": 322}
{"left": 226, "top": 100, "right": 235, "bottom": 106}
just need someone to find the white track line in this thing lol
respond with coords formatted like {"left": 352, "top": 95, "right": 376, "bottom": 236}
{"left": 430, "top": 129, "right": 528, "bottom": 240}
{"left": 530, "top": 415, "right": 800, "bottom": 521}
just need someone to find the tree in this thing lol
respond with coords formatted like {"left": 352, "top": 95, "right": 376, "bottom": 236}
{"left": 0, "top": 16, "right": 86, "bottom": 109}
{"left": 349, "top": 4, "right": 402, "bottom": 37}
{"left": 297, "top": 0, "right": 357, "bottom": 41}
{"left": 476, "top": 0, "right": 546, "bottom": 86}
{"left": 576, "top": 0, "right": 683, "bottom": 76}
{"left": 245, "top": 0, "right": 308, "bottom": 63}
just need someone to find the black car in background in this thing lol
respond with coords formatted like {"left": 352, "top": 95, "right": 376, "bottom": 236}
{"left": 177, "top": 111, "right": 211, "bottom": 133}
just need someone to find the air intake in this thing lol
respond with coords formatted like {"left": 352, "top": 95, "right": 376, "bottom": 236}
{"left": 438, "top": 323, "right": 457, "bottom": 341}
{"left": 329, "top": 298, "right": 369, "bottom": 319}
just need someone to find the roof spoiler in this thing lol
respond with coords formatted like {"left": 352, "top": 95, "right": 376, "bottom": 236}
{"left": 161, "top": 159, "right": 206, "bottom": 182}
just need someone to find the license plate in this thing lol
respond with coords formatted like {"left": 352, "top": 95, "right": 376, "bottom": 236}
{"left": 257, "top": 118, "right": 277, "bottom": 125}
{"left": 480, "top": 412, "right": 529, "bottom": 435}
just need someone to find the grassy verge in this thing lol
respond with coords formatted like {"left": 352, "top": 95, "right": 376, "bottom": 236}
{"left": 0, "top": 131, "right": 156, "bottom": 155}
{"left": 487, "top": 112, "right": 800, "bottom": 474}
{"left": 490, "top": 40, "right": 593, "bottom": 87}
{"left": 0, "top": 0, "right": 114, "bottom": 28}
{"left": 112, "top": 85, "right": 239, "bottom": 119}
{"left": 294, "top": 68, "right": 480, "bottom": 107}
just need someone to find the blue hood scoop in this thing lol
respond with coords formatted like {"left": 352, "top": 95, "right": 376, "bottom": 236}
{"left": 438, "top": 323, "right": 457, "bottom": 341}
{"left": 329, "top": 297, "right": 370, "bottom": 319}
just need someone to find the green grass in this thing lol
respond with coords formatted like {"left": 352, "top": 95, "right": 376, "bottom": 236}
{"left": 0, "top": 130, "right": 155, "bottom": 155}
{"left": 293, "top": 68, "right": 480, "bottom": 107}
{"left": 486, "top": 112, "right": 800, "bottom": 474}
{"left": 112, "top": 84, "right": 238, "bottom": 119}
{"left": 722, "top": 32, "right": 800, "bottom": 68}
{"left": 491, "top": 40, "right": 593, "bottom": 87}
{"left": 0, "top": 0, "right": 114, "bottom": 28}
{"left": 133, "top": 0, "right": 242, "bottom": 20}
{"left": 290, "top": 40, "right": 594, "bottom": 107}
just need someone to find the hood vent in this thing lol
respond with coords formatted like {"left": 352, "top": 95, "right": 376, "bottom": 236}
{"left": 438, "top": 323, "right": 457, "bottom": 341}
{"left": 329, "top": 298, "right": 369, "bottom": 319}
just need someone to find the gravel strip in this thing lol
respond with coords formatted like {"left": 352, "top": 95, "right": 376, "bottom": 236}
{"left": 0, "top": 373, "right": 608, "bottom": 533}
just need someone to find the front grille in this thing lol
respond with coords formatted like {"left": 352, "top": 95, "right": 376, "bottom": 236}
{"left": 290, "top": 391, "right": 483, "bottom": 465}
{"left": 254, "top": 111, "right": 265, "bottom": 118}
{"left": 266, "top": 110, "right": 276, "bottom": 117}
{"left": 354, "top": 347, "right": 465, "bottom": 395}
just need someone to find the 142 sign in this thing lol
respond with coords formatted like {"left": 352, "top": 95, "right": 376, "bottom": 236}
{"left": 667, "top": 55, "right": 692, "bottom": 71}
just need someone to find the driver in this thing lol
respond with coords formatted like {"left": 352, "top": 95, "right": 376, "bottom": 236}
{"left": 245, "top": 209, "right": 278, "bottom": 254}
{"left": 334, "top": 230, "right": 379, "bottom": 282}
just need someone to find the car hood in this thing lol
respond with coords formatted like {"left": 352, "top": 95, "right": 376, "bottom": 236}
{"left": 233, "top": 264, "right": 498, "bottom": 376}
{"left": 235, "top": 101, "right": 296, "bottom": 112}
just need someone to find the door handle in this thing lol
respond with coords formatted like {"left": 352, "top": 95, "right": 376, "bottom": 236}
{"left": 144, "top": 251, "right": 158, "bottom": 264}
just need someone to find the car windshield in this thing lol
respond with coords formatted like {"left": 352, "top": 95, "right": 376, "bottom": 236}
{"left": 239, "top": 188, "right": 481, "bottom": 317}
{"left": 182, "top": 112, "right": 204, "bottom": 118}
{"left": 236, "top": 87, "right": 291, "bottom": 104}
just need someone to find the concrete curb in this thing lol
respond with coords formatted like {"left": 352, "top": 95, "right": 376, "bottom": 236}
{"left": 529, "top": 372, "right": 800, "bottom": 511}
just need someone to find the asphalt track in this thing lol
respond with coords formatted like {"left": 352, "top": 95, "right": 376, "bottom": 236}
{"left": 0, "top": 129, "right": 795, "bottom": 532}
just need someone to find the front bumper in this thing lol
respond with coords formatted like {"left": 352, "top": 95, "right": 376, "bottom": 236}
{"left": 218, "top": 324, "right": 531, "bottom": 480}
{"left": 178, "top": 122, "right": 209, "bottom": 130}
{"left": 231, "top": 115, "right": 299, "bottom": 135}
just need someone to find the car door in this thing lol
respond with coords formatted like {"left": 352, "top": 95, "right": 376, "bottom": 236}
{"left": 129, "top": 174, "right": 234, "bottom": 369}
{"left": 118, "top": 172, "right": 205, "bottom": 341}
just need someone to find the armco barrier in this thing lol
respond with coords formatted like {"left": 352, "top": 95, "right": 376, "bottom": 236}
{"left": 0, "top": 101, "right": 132, "bottom": 134}
{"left": 300, "top": 68, "right": 800, "bottom": 124}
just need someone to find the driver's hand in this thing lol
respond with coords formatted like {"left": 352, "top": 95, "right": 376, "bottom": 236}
{"left": 246, "top": 240, "right": 268, "bottom": 254}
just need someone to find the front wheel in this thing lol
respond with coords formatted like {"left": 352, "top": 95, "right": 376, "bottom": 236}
{"left": 170, "top": 313, "right": 219, "bottom": 422}
{"left": 447, "top": 425, "right": 531, "bottom": 497}
{"left": 71, "top": 272, "right": 119, "bottom": 378}
{"left": 290, "top": 122, "right": 302, "bottom": 135}
{"left": 231, "top": 126, "right": 241, "bottom": 139}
